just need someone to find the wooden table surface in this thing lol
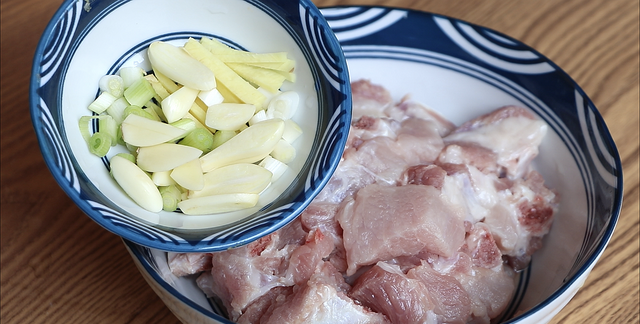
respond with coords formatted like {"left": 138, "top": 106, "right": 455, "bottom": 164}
{"left": 1, "top": 0, "right": 638, "bottom": 323}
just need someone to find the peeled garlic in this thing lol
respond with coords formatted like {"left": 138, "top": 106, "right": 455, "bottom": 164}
{"left": 205, "top": 103, "right": 256, "bottom": 131}
{"left": 110, "top": 155, "right": 163, "bottom": 212}
{"left": 170, "top": 158, "right": 204, "bottom": 191}
{"left": 137, "top": 143, "right": 203, "bottom": 172}
{"left": 121, "top": 114, "right": 187, "bottom": 147}
{"left": 178, "top": 193, "right": 260, "bottom": 215}
{"left": 200, "top": 118, "right": 284, "bottom": 172}
{"left": 147, "top": 41, "right": 217, "bottom": 91}
{"left": 189, "top": 163, "right": 272, "bottom": 198}
{"left": 161, "top": 86, "right": 199, "bottom": 123}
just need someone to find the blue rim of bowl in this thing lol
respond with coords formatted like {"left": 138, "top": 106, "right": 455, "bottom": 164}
{"left": 29, "top": 0, "right": 351, "bottom": 252}
{"left": 126, "top": 5, "right": 623, "bottom": 323}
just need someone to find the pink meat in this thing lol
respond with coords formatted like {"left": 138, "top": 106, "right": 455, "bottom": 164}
{"left": 237, "top": 286, "right": 294, "bottom": 324}
{"left": 263, "top": 262, "right": 391, "bottom": 324}
{"left": 203, "top": 219, "right": 308, "bottom": 320}
{"left": 168, "top": 252, "right": 212, "bottom": 277}
{"left": 285, "top": 229, "right": 335, "bottom": 285}
{"left": 462, "top": 222, "right": 503, "bottom": 269}
{"left": 337, "top": 183, "right": 466, "bottom": 275}
{"left": 351, "top": 79, "right": 394, "bottom": 119}
{"left": 184, "top": 81, "right": 558, "bottom": 324}
{"left": 453, "top": 266, "right": 516, "bottom": 324}
{"left": 407, "top": 261, "right": 472, "bottom": 324}
{"left": 299, "top": 203, "right": 348, "bottom": 273}
{"left": 350, "top": 262, "right": 438, "bottom": 324}
{"left": 401, "top": 164, "right": 447, "bottom": 189}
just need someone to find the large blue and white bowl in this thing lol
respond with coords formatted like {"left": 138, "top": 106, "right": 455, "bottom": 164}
{"left": 125, "top": 6, "right": 623, "bottom": 324}
{"left": 30, "top": 0, "right": 351, "bottom": 252}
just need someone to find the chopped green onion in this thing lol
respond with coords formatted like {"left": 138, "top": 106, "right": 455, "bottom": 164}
{"left": 124, "top": 78, "right": 156, "bottom": 107}
{"left": 119, "top": 66, "right": 145, "bottom": 88}
{"left": 142, "top": 106, "right": 162, "bottom": 122}
{"left": 99, "top": 75, "right": 125, "bottom": 98}
{"left": 89, "top": 132, "right": 112, "bottom": 157}
{"left": 179, "top": 128, "right": 214, "bottom": 154}
{"left": 117, "top": 125, "right": 125, "bottom": 146}
{"left": 170, "top": 118, "right": 197, "bottom": 133}
{"left": 158, "top": 184, "right": 182, "bottom": 212}
{"left": 145, "top": 100, "right": 166, "bottom": 122}
{"left": 123, "top": 105, "right": 155, "bottom": 120}
{"left": 98, "top": 115, "right": 118, "bottom": 147}
{"left": 78, "top": 116, "right": 95, "bottom": 144}
{"left": 106, "top": 97, "right": 130, "bottom": 124}
{"left": 211, "top": 130, "right": 236, "bottom": 149}
{"left": 115, "top": 152, "right": 136, "bottom": 164}
{"left": 88, "top": 92, "right": 118, "bottom": 114}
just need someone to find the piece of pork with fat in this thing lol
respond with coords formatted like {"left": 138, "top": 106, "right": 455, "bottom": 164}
{"left": 246, "top": 262, "right": 390, "bottom": 324}
{"left": 337, "top": 182, "right": 466, "bottom": 276}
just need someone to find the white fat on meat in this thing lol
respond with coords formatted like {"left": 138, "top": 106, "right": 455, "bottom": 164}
{"left": 443, "top": 106, "right": 547, "bottom": 179}
{"left": 385, "top": 97, "right": 456, "bottom": 137}
{"left": 337, "top": 183, "right": 466, "bottom": 276}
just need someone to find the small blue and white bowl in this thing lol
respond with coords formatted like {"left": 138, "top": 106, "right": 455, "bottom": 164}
{"left": 30, "top": 0, "right": 351, "bottom": 252}
{"left": 125, "top": 6, "right": 623, "bottom": 324}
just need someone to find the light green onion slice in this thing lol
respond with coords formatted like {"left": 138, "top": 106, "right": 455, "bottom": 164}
{"left": 124, "top": 78, "right": 156, "bottom": 107}
{"left": 99, "top": 75, "right": 125, "bottom": 98}
{"left": 89, "top": 132, "right": 112, "bottom": 157}
{"left": 119, "top": 67, "right": 145, "bottom": 88}
{"left": 88, "top": 92, "right": 118, "bottom": 114}
{"left": 115, "top": 152, "right": 136, "bottom": 164}
{"left": 211, "top": 130, "right": 237, "bottom": 150}
{"left": 106, "top": 97, "right": 130, "bottom": 125}
{"left": 123, "top": 105, "right": 155, "bottom": 121}
{"left": 159, "top": 184, "right": 183, "bottom": 212}
{"left": 98, "top": 115, "right": 118, "bottom": 147}
{"left": 179, "top": 128, "right": 214, "bottom": 154}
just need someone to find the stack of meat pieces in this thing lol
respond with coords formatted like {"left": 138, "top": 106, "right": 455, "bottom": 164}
{"left": 168, "top": 80, "right": 558, "bottom": 324}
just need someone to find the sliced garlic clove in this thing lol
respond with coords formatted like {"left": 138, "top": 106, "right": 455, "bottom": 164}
{"left": 121, "top": 114, "right": 187, "bottom": 147}
{"left": 178, "top": 193, "right": 260, "bottom": 215}
{"left": 170, "top": 158, "right": 204, "bottom": 191}
{"left": 189, "top": 163, "right": 272, "bottom": 198}
{"left": 200, "top": 118, "right": 284, "bottom": 172}
{"left": 137, "top": 143, "right": 203, "bottom": 172}
{"left": 110, "top": 155, "right": 163, "bottom": 212}
{"left": 147, "top": 41, "right": 216, "bottom": 91}
{"left": 205, "top": 103, "right": 256, "bottom": 131}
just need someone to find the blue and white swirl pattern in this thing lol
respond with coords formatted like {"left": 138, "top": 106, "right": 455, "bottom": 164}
{"left": 433, "top": 16, "right": 555, "bottom": 74}
{"left": 300, "top": 3, "right": 346, "bottom": 90}
{"left": 321, "top": 7, "right": 407, "bottom": 42}
{"left": 36, "top": 98, "right": 81, "bottom": 193}
{"left": 87, "top": 201, "right": 188, "bottom": 245}
{"left": 39, "top": 0, "right": 82, "bottom": 86}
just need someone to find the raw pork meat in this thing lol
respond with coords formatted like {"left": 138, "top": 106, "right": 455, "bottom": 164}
{"left": 169, "top": 80, "right": 558, "bottom": 324}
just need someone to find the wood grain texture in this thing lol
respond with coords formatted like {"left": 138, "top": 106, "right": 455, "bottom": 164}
{"left": 1, "top": 0, "right": 637, "bottom": 323}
